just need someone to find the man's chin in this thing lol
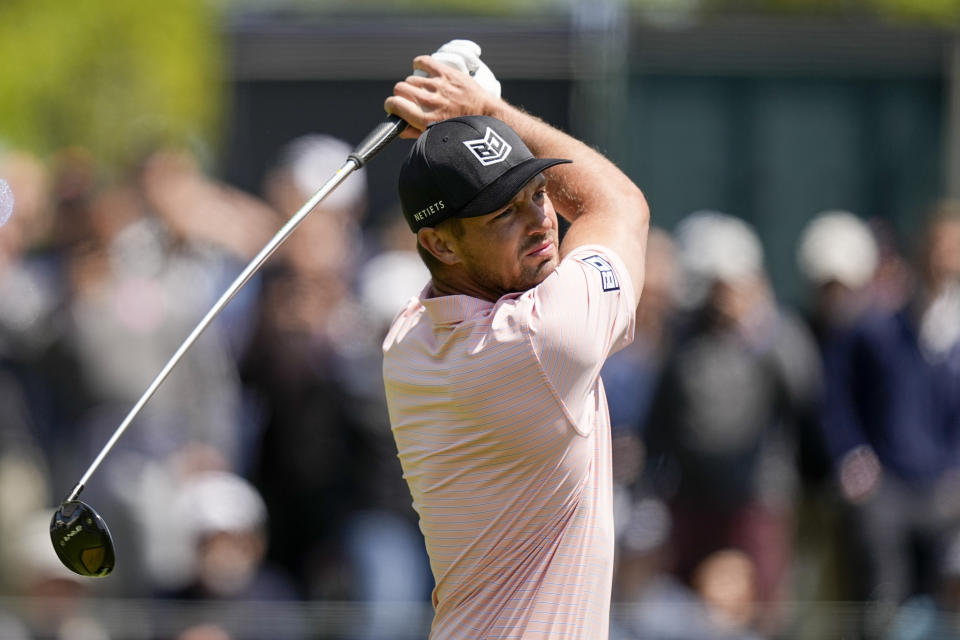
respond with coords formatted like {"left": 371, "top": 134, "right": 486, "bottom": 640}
{"left": 517, "top": 259, "right": 558, "bottom": 291}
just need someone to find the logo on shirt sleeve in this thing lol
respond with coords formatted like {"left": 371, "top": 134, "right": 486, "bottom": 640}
{"left": 580, "top": 254, "right": 620, "bottom": 292}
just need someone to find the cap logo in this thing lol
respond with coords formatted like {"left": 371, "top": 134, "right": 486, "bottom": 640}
{"left": 462, "top": 127, "right": 512, "bottom": 166}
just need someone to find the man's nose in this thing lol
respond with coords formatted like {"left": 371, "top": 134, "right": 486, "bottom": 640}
{"left": 521, "top": 202, "right": 550, "bottom": 232}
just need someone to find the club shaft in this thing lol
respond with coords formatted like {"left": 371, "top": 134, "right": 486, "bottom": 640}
{"left": 66, "top": 158, "right": 360, "bottom": 502}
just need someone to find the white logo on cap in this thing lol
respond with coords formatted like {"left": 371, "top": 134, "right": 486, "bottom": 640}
{"left": 463, "top": 127, "right": 512, "bottom": 166}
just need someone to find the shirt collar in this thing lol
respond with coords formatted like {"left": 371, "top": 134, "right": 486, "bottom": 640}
{"left": 419, "top": 281, "right": 496, "bottom": 326}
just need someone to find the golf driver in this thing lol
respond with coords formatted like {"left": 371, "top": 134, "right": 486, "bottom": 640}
{"left": 50, "top": 113, "right": 407, "bottom": 577}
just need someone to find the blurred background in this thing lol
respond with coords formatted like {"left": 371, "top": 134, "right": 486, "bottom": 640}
{"left": 2, "top": 0, "right": 960, "bottom": 638}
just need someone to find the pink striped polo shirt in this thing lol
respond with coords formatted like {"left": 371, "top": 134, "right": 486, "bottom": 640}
{"left": 382, "top": 244, "right": 636, "bottom": 639}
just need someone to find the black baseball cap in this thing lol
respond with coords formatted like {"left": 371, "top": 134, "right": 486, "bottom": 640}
{"left": 398, "top": 115, "right": 571, "bottom": 232}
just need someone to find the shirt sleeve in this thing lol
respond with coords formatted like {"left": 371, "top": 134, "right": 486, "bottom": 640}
{"left": 523, "top": 244, "right": 637, "bottom": 435}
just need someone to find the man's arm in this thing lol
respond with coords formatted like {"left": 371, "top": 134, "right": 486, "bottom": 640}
{"left": 385, "top": 54, "right": 650, "bottom": 299}
{"left": 820, "top": 328, "right": 882, "bottom": 502}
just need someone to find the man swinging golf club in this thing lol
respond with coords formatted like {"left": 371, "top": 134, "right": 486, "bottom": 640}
{"left": 382, "top": 43, "right": 650, "bottom": 639}
{"left": 49, "top": 39, "right": 648, "bottom": 639}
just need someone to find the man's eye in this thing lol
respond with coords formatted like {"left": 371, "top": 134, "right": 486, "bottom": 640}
{"left": 533, "top": 189, "right": 546, "bottom": 201}
{"left": 493, "top": 208, "right": 513, "bottom": 221}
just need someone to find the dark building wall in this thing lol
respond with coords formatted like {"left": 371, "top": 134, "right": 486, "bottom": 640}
{"left": 220, "top": 15, "right": 954, "bottom": 302}
{"left": 625, "top": 73, "right": 944, "bottom": 303}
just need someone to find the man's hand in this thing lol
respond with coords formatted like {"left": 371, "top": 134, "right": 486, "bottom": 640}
{"left": 386, "top": 42, "right": 503, "bottom": 139}
{"left": 430, "top": 40, "right": 501, "bottom": 98}
{"left": 839, "top": 445, "right": 883, "bottom": 503}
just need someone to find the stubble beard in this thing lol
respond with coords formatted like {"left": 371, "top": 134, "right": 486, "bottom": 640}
{"left": 505, "top": 232, "right": 561, "bottom": 294}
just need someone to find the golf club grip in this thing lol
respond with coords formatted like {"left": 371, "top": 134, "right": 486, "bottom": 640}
{"left": 349, "top": 114, "right": 407, "bottom": 167}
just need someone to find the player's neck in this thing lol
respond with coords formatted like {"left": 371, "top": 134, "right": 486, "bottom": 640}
{"left": 428, "top": 271, "right": 504, "bottom": 303}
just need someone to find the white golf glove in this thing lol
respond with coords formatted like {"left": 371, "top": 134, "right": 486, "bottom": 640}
{"left": 425, "top": 39, "right": 502, "bottom": 98}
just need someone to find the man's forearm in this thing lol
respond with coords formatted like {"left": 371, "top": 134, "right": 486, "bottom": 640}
{"left": 486, "top": 101, "right": 642, "bottom": 224}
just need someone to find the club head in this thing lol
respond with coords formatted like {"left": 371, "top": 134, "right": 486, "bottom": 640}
{"left": 50, "top": 500, "right": 115, "bottom": 577}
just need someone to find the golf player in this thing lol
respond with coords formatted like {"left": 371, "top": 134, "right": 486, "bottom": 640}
{"left": 381, "top": 48, "right": 649, "bottom": 639}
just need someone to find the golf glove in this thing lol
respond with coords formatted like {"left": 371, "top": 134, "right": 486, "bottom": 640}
{"left": 428, "top": 39, "right": 502, "bottom": 98}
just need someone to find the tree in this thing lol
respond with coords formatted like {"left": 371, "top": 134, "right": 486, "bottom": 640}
{"left": 0, "top": 0, "right": 223, "bottom": 170}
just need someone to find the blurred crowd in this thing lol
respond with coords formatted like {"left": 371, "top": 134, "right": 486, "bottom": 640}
{"left": 2, "top": 139, "right": 960, "bottom": 640}
{"left": 0, "top": 139, "right": 430, "bottom": 640}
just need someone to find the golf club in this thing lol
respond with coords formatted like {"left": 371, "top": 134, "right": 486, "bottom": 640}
{"left": 50, "top": 113, "right": 408, "bottom": 577}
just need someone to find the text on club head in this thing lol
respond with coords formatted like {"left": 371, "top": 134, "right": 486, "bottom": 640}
{"left": 59, "top": 525, "right": 84, "bottom": 547}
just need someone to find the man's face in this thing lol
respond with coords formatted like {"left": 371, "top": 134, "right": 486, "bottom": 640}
{"left": 447, "top": 174, "right": 560, "bottom": 299}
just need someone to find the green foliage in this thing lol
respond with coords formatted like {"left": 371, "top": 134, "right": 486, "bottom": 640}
{"left": 228, "top": 0, "right": 561, "bottom": 14}
{"left": 871, "top": 0, "right": 960, "bottom": 23}
{"left": 230, "top": 0, "right": 960, "bottom": 23}
{"left": 694, "top": 0, "right": 960, "bottom": 24}
{"left": 0, "top": 0, "right": 223, "bottom": 170}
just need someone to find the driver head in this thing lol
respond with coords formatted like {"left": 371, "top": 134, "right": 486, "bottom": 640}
{"left": 49, "top": 500, "right": 115, "bottom": 577}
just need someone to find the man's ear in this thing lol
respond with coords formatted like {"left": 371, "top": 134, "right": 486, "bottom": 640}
{"left": 418, "top": 227, "right": 461, "bottom": 266}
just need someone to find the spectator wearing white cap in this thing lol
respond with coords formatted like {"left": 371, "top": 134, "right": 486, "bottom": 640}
{"left": 818, "top": 202, "right": 960, "bottom": 637}
{"left": 244, "top": 134, "right": 431, "bottom": 613}
{"left": 243, "top": 133, "right": 371, "bottom": 600}
{"left": 792, "top": 210, "right": 882, "bottom": 612}
{"left": 165, "top": 471, "right": 305, "bottom": 640}
{"left": 643, "top": 211, "right": 821, "bottom": 636}
{"left": 797, "top": 210, "right": 880, "bottom": 346}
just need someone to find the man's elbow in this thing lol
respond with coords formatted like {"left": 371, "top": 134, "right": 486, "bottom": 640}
{"left": 626, "top": 185, "right": 650, "bottom": 236}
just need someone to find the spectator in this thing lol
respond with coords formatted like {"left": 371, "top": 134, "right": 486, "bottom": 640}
{"left": 0, "top": 369, "right": 50, "bottom": 592}
{"left": 691, "top": 549, "right": 763, "bottom": 638}
{"left": 261, "top": 134, "right": 368, "bottom": 281}
{"left": 0, "top": 152, "right": 58, "bottom": 578}
{"left": 54, "top": 147, "right": 259, "bottom": 473}
{"left": 612, "top": 499, "right": 762, "bottom": 640}
{"left": 644, "top": 211, "right": 821, "bottom": 636}
{"left": 244, "top": 135, "right": 431, "bottom": 610}
{"left": 602, "top": 227, "right": 677, "bottom": 433}
{"left": 794, "top": 211, "right": 881, "bottom": 606}
{"left": 797, "top": 210, "right": 880, "bottom": 347}
{"left": 601, "top": 227, "right": 677, "bottom": 503}
{"left": 0, "top": 149, "right": 57, "bottom": 361}
{"left": 43, "top": 145, "right": 272, "bottom": 594}
{"left": 165, "top": 470, "right": 305, "bottom": 640}
{"left": 0, "top": 150, "right": 67, "bottom": 468}
{"left": 820, "top": 201, "right": 960, "bottom": 638}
